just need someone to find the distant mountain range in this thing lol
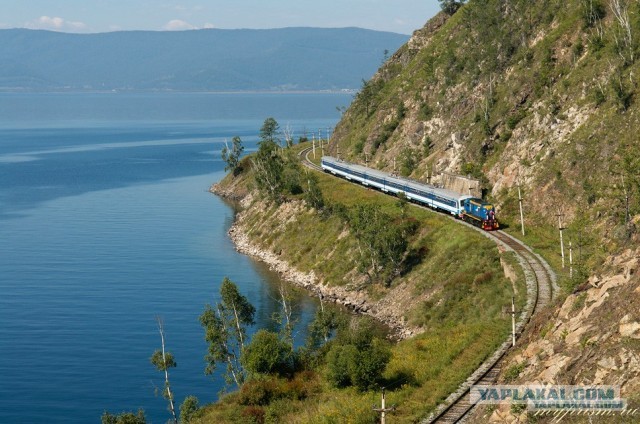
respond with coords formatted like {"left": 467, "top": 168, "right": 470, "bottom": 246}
{"left": 0, "top": 28, "right": 408, "bottom": 92}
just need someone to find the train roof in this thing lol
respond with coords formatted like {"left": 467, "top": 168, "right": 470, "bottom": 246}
{"left": 321, "top": 156, "right": 471, "bottom": 201}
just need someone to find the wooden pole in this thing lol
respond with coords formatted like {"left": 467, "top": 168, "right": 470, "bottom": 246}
{"left": 569, "top": 241, "right": 573, "bottom": 279}
{"left": 511, "top": 297, "right": 516, "bottom": 347}
{"left": 557, "top": 213, "right": 565, "bottom": 269}
{"left": 373, "top": 388, "right": 394, "bottom": 424}
{"left": 518, "top": 185, "right": 525, "bottom": 236}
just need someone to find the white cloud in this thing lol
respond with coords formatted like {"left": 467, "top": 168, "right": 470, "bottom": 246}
{"left": 25, "top": 16, "right": 88, "bottom": 32}
{"left": 163, "top": 19, "right": 197, "bottom": 31}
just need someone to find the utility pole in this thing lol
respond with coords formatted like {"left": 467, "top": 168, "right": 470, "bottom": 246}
{"left": 337, "top": 144, "right": 340, "bottom": 161}
{"left": 373, "top": 388, "right": 394, "bottom": 424}
{"left": 393, "top": 157, "right": 396, "bottom": 174}
{"left": 556, "top": 212, "right": 566, "bottom": 269}
{"left": 569, "top": 241, "right": 574, "bottom": 278}
{"left": 511, "top": 297, "right": 517, "bottom": 347}
{"left": 312, "top": 137, "right": 316, "bottom": 159}
{"left": 518, "top": 184, "right": 525, "bottom": 236}
{"left": 365, "top": 153, "right": 369, "bottom": 167}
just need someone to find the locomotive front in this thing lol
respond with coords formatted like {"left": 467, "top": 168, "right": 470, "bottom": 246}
{"left": 462, "top": 198, "right": 500, "bottom": 231}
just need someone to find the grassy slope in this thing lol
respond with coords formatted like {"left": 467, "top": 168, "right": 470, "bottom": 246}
{"left": 198, "top": 143, "right": 527, "bottom": 422}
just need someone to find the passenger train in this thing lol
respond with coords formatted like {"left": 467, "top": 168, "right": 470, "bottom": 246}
{"left": 321, "top": 156, "right": 499, "bottom": 231}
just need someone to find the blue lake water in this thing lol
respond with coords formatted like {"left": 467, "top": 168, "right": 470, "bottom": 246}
{"left": 0, "top": 92, "right": 352, "bottom": 423}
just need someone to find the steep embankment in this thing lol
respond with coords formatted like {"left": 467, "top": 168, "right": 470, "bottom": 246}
{"left": 325, "top": 1, "right": 640, "bottom": 421}
{"left": 471, "top": 247, "right": 640, "bottom": 422}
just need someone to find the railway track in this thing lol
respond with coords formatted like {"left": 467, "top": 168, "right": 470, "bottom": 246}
{"left": 299, "top": 146, "right": 558, "bottom": 423}
{"left": 426, "top": 230, "right": 556, "bottom": 423}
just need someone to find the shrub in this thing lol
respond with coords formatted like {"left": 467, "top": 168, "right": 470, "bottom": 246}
{"left": 238, "top": 379, "right": 282, "bottom": 406}
{"left": 503, "top": 362, "right": 526, "bottom": 383}
{"left": 179, "top": 396, "right": 200, "bottom": 424}
{"left": 241, "top": 406, "right": 265, "bottom": 424}
{"left": 242, "top": 330, "right": 293, "bottom": 376}
{"left": 326, "top": 318, "right": 391, "bottom": 391}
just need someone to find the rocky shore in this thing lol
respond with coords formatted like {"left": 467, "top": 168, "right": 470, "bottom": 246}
{"left": 211, "top": 183, "right": 422, "bottom": 339}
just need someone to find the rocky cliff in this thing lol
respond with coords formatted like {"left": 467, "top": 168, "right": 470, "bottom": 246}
{"left": 327, "top": 1, "right": 640, "bottom": 421}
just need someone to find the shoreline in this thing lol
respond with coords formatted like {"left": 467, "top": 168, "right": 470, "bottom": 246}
{"left": 210, "top": 182, "right": 422, "bottom": 339}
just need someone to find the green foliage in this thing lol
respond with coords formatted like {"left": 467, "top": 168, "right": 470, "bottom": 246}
{"left": 242, "top": 330, "right": 293, "bottom": 376}
{"left": 252, "top": 120, "right": 306, "bottom": 201}
{"left": 418, "top": 102, "right": 433, "bottom": 121}
{"left": 439, "top": 0, "right": 466, "bottom": 16}
{"left": 592, "top": 85, "right": 606, "bottom": 106}
{"left": 252, "top": 139, "right": 285, "bottom": 201}
{"left": 581, "top": 0, "right": 606, "bottom": 28}
{"left": 150, "top": 349, "right": 177, "bottom": 372}
{"left": 353, "top": 137, "right": 365, "bottom": 155}
{"left": 305, "top": 306, "right": 339, "bottom": 353}
{"left": 355, "top": 78, "right": 385, "bottom": 116}
{"left": 237, "top": 374, "right": 317, "bottom": 407}
{"left": 506, "top": 109, "right": 527, "bottom": 130}
{"left": 423, "top": 136, "right": 432, "bottom": 158}
{"left": 348, "top": 204, "right": 418, "bottom": 284}
{"left": 372, "top": 103, "right": 406, "bottom": 151}
{"left": 260, "top": 117, "right": 281, "bottom": 145}
{"left": 326, "top": 318, "right": 391, "bottom": 391}
{"left": 221, "top": 136, "right": 245, "bottom": 175}
{"left": 503, "top": 362, "right": 526, "bottom": 383}
{"left": 303, "top": 172, "right": 325, "bottom": 211}
{"left": 101, "top": 410, "right": 147, "bottom": 424}
{"left": 461, "top": 162, "right": 483, "bottom": 179}
{"left": 399, "top": 146, "right": 418, "bottom": 177}
{"left": 611, "top": 73, "right": 633, "bottom": 111}
{"left": 179, "top": 396, "right": 200, "bottom": 424}
{"left": 199, "top": 277, "right": 256, "bottom": 387}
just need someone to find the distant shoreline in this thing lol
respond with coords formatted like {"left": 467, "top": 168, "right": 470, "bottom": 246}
{"left": 0, "top": 89, "right": 358, "bottom": 95}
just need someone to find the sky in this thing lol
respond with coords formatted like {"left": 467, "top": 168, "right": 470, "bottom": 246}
{"left": 1, "top": 1, "right": 441, "bottom": 35}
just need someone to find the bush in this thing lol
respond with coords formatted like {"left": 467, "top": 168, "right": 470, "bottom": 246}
{"left": 238, "top": 378, "right": 282, "bottom": 406}
{"left": 326, "top": 344, "right": 358, "bottom": 388}
{"left": 179, "top": 396, "right": 200, "bottom": 424}
{"left": 242, "top": 330, "right": 293, "bottom": 376}
{"left": 325, "top": 318, "right": 391, "bottom": 391}
{"left": 241, "top": 406, "right": 265, "bottom": 424}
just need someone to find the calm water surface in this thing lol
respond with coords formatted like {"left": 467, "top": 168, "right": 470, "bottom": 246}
{"left": 0, "top": 92, "right": 352, "bottom": 423}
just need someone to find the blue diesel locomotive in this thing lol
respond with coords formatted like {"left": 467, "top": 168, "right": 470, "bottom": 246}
{"left": 321, "top": 156, "right": 499, "bottom": 231}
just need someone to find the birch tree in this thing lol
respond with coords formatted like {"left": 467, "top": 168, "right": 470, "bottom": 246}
{"left": 150, "top": 317, "right": 178, "bottom": 424}
{"left": 610, "top": 0, "right": 635, "bottom": 64}
{"left": 221, "top": 136, "right": 244, "bottom": 175}
{"left": 199, "top": 277, "right": 255, "bottom": 388}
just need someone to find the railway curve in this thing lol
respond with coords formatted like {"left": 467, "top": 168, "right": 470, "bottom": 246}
{"left": 299, "top": 147, "right": 558, "bottom": 423}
